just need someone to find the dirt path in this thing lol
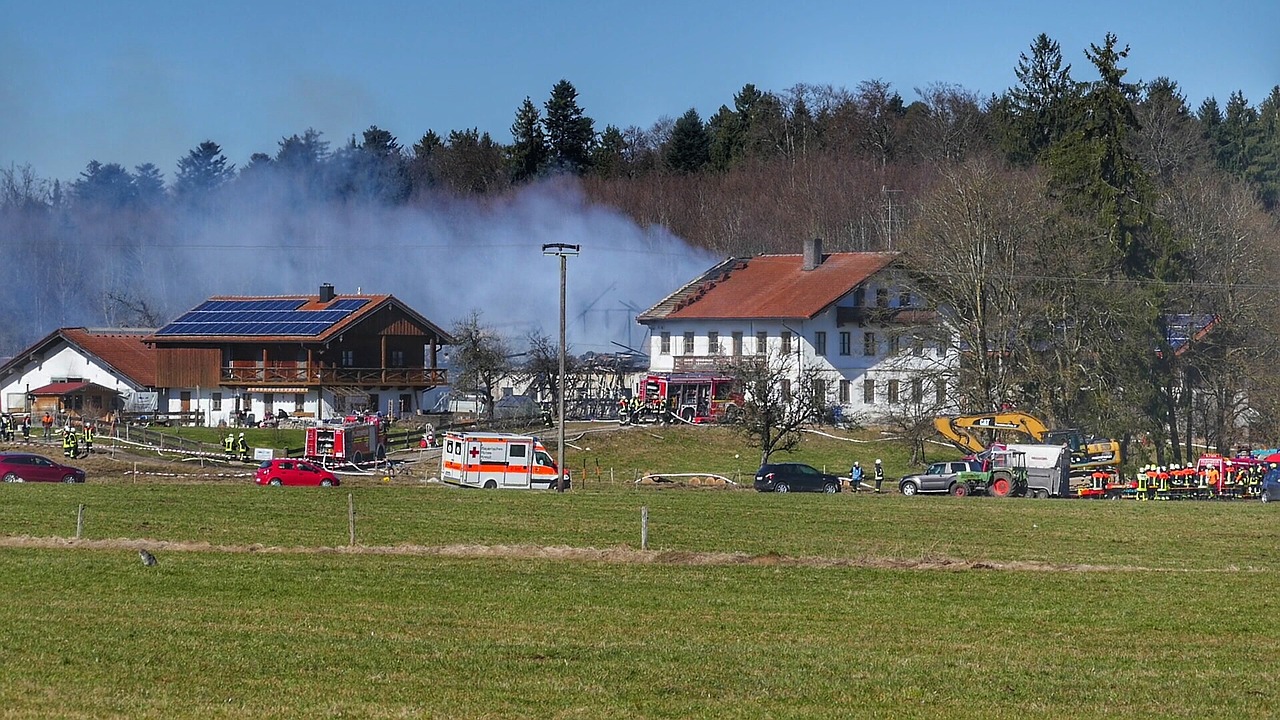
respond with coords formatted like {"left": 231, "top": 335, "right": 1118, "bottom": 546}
{"left": 1, "top": 535, "right": 1258, "bottom": 573}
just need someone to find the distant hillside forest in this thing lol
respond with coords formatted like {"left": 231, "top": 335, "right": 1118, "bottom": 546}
{"left": 2, "top": 32, "right": 1278, "bottom": 458}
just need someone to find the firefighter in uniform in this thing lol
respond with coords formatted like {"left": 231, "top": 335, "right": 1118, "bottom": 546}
{"left": 224, "top": 432, "right": 236, "bottom": 460}
{"left": 1135, "top": 466, "right": 1150, "bottom": 500}
{"left": 62, "top": 426, "right": 78, "bottom": 458}
{"left": 1205, "top": 464, "right": 1220, "bottom": 499}
{"left": 1156, "top": 465, "right": 1172, "bottom": 499}
{"left": 236, "top": 432, "right": 249, "bottom": 462}
{"left": 873, "top": 459, "right": 885, "bottom": 493}
{"left": 81, "top": 422, "right": 94, "bottom": 454}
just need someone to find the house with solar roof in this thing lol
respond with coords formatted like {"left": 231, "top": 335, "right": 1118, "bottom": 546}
{"left": 146, "top": 283, "right": 452, "bottom": 425}
{"left": 0, "top": 327, "right": 158, "bottom": 421}
{"left": 637, "top": 239, "right": 957, "bottom": 421}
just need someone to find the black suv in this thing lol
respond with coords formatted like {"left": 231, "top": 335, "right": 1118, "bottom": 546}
{"left": 754, "top": 463, "right": 843, "bottom": 493}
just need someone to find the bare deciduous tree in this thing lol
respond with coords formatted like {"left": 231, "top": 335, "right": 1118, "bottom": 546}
{"left": 721, "top": 350, "right": 826, "bottom": 466}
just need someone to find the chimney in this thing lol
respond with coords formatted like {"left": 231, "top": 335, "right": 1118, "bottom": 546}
{"left": 803, "top": 238, "right": 824, "bottom": 271}
{"left": 319, "top": 283, "right": 335, "bottom": 303}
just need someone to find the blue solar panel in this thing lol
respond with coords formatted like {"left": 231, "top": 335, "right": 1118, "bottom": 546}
{"left": 156, "top": 296, "right": 371, "bottom": 337}
{"left": 330, "top": 298, "right": 370, "bottom": 311}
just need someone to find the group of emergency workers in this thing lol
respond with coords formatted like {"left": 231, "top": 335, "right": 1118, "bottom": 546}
{"left": 1120, "top": 462, "right": 1267, "bottom": 499}
{"left": 223, "top": 432, "right": 251, "bottom": 462}
{"left": 60, "top": 422, "right": 95, "bottom": 458}
{"left": 0, "top": 413, "right": 29, "bottom": 442}
{"left": 617, "top": 395, "right": 678, "bottom": 425}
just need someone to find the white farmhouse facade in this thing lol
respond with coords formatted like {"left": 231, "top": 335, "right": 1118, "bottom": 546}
{"left": 0, "top": 328, "right": 157, "bottom": 419}
{"left": 637, "top": 240, "right": 959, "bottom": 423}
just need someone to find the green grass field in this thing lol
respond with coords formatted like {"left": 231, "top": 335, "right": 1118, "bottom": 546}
{"left": 2, "top": 426, "right": 1277, "bottom": 718}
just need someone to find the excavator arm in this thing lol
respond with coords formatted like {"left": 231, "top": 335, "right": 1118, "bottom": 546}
{"left": 933, "top": 412, "right": 1053, "bottom": 455}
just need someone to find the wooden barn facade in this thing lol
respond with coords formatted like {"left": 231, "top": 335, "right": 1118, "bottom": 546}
{"left": 147, "top": 284, "right": 453, "bottom": 425}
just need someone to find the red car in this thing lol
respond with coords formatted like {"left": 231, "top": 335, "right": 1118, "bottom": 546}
{"left": 0, "top": 452, "right": 86, "bottom": 483}
{"left": 255, "top": 458, "right": 340, "bottom": 487}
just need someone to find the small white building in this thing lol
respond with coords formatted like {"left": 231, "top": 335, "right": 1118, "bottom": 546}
{"left": 0, "top": 328, "right": 157, "bottom": 419}
{"left": 636, "top": 239, "right": 958, "bottom": 423}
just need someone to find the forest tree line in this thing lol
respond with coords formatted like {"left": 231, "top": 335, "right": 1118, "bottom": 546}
{"left": 1, "top": 32, "right": 1278, "bottom": 457}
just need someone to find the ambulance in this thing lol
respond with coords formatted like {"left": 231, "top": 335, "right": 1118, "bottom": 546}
{"left": 440, "top": 432, "right": 569, "bottom": 490}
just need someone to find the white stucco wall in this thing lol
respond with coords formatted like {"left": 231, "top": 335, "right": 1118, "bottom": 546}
{"left": 640, "top": 276, "right": 960, "bottom": 422}
{"left": 0, "top": 345, "right": 145, "bottom": 413}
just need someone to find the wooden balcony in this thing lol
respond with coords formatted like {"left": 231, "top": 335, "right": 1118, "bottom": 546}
{"left": 221, "top": 366, "right": 447, "bottom": 388}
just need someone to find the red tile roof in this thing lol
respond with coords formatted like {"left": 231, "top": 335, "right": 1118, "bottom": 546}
{"left": 641, "top": 252, "right": 899, "bottom": 321}
{"left": 29, "top": 380, "right": 120, "bottom": 396}
{"left": 62, "top": 329, "right": 157, "bottom": 387}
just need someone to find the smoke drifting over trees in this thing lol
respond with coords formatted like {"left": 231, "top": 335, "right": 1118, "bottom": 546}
{"left": 0, "top": 156, "right": 713, "bottom": 357}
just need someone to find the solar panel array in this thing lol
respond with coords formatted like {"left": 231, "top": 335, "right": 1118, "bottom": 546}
{"left": 155, "top": 297, "right": 371, "bottom": 337}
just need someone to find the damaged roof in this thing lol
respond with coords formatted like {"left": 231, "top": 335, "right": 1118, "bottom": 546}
{"left": 638, "top": 252, "right": 899, "bottom": 322}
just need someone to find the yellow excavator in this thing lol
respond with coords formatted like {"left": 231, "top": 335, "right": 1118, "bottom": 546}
{"left": 932, "top": 411, "right": 1122, "bottom": 473}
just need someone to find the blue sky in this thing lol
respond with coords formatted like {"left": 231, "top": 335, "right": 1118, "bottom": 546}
{"left": 2, "top": 0, "right": 1276, "bottom": 183}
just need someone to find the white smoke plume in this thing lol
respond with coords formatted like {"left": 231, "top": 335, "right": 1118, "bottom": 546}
{"left": 1, "top": 175, "right": 717, "bottom": 357}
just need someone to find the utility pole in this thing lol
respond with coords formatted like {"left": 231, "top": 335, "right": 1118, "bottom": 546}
{"left": 882, "top": 186, "right": 902, "bottom": 250}
{"left": 542, "top": 243, "right": 580, "bottom": 491}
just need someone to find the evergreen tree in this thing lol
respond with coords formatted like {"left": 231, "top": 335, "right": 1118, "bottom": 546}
{"left": 353, "top": 125, "right": 409, "bottom": 203}
{"left": 276, "top": 128, "right": 330, "bottom": 172}
{"left": 173, "top": 140, "right": 235, "bottom": 201}
{"left": 73, "top": 161, "right": 136, "bottom": 208}
{"left": 664, "top": 108, "right": 710, "bottom": 174}
{"left": 1046, "top": 33, "right": 1165, "bottom": 279}
{"left": 707, "top": 104, "right": 741, "bottom": 171}
{"left": 408, "top": 130, "right": 444, "bottom": 195}
{"left": 131, "top": 163, "right": 166, "bottom": 205}
{"left": 542, "top": 80, "right": 595, "bottom": 175}
{"left": 438, "top": 129, "right": 506, "bottom": 195}
{"left": 1254, "top": 86, "right": 1280, "bottom": 207}
{"left": 1217, "top": 91, "right": 1261, "bottom": 180}
{"left": 508, "top": 97, "right": 548, "bottom": 182}
{"left": 999, "top": 33, "right": 1078, "bottom": 164}
{"left": 590, "top": 124, "right": 628, "bottom": 179}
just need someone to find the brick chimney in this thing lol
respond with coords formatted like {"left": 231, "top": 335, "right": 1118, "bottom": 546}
{"left": 803, "top": 238, "right": 824, "bottom": 271}
{"left": 319, "top": 283, "right": 335, "bottom": 303}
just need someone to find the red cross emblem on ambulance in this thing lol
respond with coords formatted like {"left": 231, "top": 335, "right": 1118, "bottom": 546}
{"left": 469, "top": 446, "right": 480, "bottom": 459}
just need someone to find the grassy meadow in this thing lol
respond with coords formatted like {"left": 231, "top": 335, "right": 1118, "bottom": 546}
{"left": 1, "top": 425, "right": 1277, "bottom": 718}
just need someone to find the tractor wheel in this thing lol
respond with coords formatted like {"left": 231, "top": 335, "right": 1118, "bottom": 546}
{"left": 950, "top": 482, "right": 969, "bottom": 497}
{"left": 988, "top": 472, "right": 1013, "bottom": 498}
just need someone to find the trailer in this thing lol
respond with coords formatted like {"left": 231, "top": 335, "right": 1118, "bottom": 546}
{"left": 440, "top": 431, "right": 568, "bottom": 490}
{"left": 986, "top": 443, "right": 1072, "bottom": 498}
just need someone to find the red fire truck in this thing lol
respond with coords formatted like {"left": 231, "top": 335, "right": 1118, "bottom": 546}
{"left": 305, "top": 420, "right": 387, "bottom": 465}
{"left": 626, "top": 372, "right": 742, "bottom": 424}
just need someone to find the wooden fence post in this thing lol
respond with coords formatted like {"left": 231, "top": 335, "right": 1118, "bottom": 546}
{"left": 641, "top": 506, "right": 648, "bottom": 550}
{"left": 348, "top": 493, "right": 356, "bottom": 546}
{"left": 76, "top": 503, "right": 84, "bottom": 539}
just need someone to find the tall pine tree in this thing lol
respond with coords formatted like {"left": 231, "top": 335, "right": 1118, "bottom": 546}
{"left": 542, "top": 80, "right": 595, "bottom": 175}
